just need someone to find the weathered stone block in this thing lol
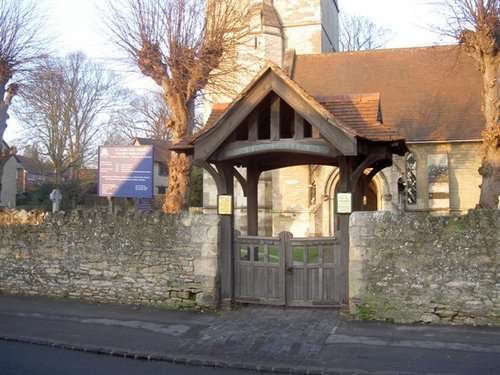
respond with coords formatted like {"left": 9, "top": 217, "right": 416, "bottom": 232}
{"left": 349, "top": 210, "right": 499, "bottom": 326}
{"left": 0, "top": 210, "right": 218, "bottom": 309}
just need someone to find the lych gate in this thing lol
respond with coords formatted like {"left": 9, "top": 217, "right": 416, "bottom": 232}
{"left": 175, "top": 64, "right": 407, "bottom": 307}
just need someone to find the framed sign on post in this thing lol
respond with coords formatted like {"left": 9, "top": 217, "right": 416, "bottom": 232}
{"left": 218, "top": 195, "right": 233, "bottom": 215}
{"left": 98, "top": 145, "right": 154, "bottom": 199}
{"left": 336, "top": 193, "right": 352, "bottom": 214}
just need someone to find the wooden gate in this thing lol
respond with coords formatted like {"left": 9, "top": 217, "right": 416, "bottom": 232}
{"left": 234, "top": 231, "right": 344, "bottom": 306}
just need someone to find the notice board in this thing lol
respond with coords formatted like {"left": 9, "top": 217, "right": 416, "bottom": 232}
{"left": 98, "top": 145, "right": 154, "bottom": 198}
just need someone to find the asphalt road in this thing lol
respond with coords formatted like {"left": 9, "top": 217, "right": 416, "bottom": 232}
{"left": 0, "top": 340, "right": 255, "bottom": 375}
{"left": 0, "top": 296, "right": 499, "bottom": 375}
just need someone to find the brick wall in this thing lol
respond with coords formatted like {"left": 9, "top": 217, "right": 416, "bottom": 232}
{"left": 0, "top": 209, "right": 220, "bottom": 309}
{"left": 349, "top": 210, "right": 499, "bottom": 326}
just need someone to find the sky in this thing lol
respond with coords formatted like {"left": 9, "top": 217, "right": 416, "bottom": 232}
{"left": 45, "top": 0, "right": 453, "bottom": 57}
{"left": 4, "top": 0, "right": 454, "bottom": 143}
{"left": 340, "top": 0, "right": 454, "bottom": 48}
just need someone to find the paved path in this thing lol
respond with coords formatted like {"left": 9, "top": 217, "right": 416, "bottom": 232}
{"left": 179, "top": 306, "right": 339, "bottom": 368}
{"left": 0, "top": 295, "right": 499, "bottom": 374}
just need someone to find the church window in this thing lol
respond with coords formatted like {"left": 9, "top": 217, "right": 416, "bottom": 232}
{"left": 159, "top": 162, "right": 168, "bottom": 176}
{"left": 406, "top": 153, "right": 417, "bottom": 204}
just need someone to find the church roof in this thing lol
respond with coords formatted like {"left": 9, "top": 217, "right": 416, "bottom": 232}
{"left": 318, "top": 93, "right": 401, "bottom": 142}
{"left": 292, "top": 45, "right": 484, "bottom": 143}
{"left": 249, "top": 0, "right": 282, "bottom": 29}
{"left": 204, "top": 103, "right": 229, "bottom": 129}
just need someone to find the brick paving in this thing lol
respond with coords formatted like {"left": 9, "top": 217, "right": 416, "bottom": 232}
{"left": 179, "top": 306, "right": 341, "bottom": 367}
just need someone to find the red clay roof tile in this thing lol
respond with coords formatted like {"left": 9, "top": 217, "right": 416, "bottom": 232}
{"left": 292, "top": 46, "right": 484, "bottom": 142}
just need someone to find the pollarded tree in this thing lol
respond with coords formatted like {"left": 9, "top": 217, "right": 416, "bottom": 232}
{"left": 103, "top": 0, "right": 249, "bottom": 213}
{"left": 15, "top": 52, "right": 120, "bottom": 185}
{"left": 437, "top": 0, "right": 499, "bottom": 208}
{"left": 0, "top": 0, "right": 49, "bottom": 198}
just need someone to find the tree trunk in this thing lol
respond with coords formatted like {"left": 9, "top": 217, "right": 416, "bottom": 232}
{"left": 477, "top": 57, "right": 500, "bottom": 209}
{"left": 0, "top": 159, "right": 5, "bottom": 202}
{"left": 162, "top": 94, "right": 192, "bottom": 214}
{"left": 1, "top": 99, "right": 8, "bottom": 200}
{"left": 52, "top": 166, "right": 62, "bottom": 188}
{"left": 163, "top": 151, "right": 191, "bottom": 213}
{"left": 478, "top": 124, "right": 500, "bottom": 208}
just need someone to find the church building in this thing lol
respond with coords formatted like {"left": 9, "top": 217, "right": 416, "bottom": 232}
{"left": 202, "top": 0, "right": 485, "bottom": 237}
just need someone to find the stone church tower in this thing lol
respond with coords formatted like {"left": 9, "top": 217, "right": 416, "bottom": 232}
{"left": 270, "top": 0, "right": 339, "bottom": 55}
{"left": 248, "top": 0, "right": 339, "bottom": 59}
{"left": 240, "top": 0, "right": 338, "bottom": 88}
{"left": 206, "top": 0, "right": 339, "bottom": 109}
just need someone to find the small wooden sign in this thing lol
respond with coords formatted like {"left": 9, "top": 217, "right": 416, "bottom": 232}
{"left": 138, "top": 198, "right": 153, "bottom": 211}
{"left": 218, "top": 195, "right": 233, "bottom": 215}
{"left": 336, "top": 193, "right": 352, "bottom": 214}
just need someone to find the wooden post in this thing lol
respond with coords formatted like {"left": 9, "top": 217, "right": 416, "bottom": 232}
{"left": 337, "top": 156, "right": 353, "bottom": 305}
{"left": 294, "top": 112, "right": 304, "bottom": 140}
{"left": 281, "top": 231, "right": 293, "bottom": 305}
{"left": 248, "top": 111, "right": 259, "bottom": 141}
{"left": 107, "top": 197, "right": 115, "bottom": 214}
{"left": 270, "top": 95, "right": 280, "bottom": 141}
{"left": 216, "top": 163, "right": 235, "bottom": 308}
{"left": 247, "top": 167, "right": 261, "bottom": 236}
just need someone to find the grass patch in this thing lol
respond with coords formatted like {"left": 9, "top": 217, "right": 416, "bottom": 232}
{"left": 356, "top": 304, "right": 376, "bottom": 321}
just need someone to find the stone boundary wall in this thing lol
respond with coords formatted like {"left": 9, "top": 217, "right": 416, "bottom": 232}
{"left": 0, "top": 209, "right": 220, "bottom": 309}
{"left": 349, "top": 210, "right": 499, "bottom": 326}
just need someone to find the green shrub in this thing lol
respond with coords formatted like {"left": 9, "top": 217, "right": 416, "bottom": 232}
{"left": 190, "top": 166, "right": 203, "bottom": 207}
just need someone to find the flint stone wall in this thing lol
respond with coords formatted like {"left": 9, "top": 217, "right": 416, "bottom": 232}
{"left": 349, "top": 210, "right": 499, "bottom": 326}
{"left": 0, "top": 209, "right": 220, "bottom": 309}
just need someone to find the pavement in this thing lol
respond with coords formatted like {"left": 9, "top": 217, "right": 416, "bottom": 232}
{"left": 0, "top": 295, "right": 499, "bottom": 375}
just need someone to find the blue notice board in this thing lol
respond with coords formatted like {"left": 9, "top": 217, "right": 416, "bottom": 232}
{"left": 98, "top": 145, "right": 154, "bottom": 198}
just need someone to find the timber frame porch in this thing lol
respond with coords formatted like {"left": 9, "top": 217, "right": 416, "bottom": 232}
{"left": 174, "top": 63, "right": 407, "bottom": 307}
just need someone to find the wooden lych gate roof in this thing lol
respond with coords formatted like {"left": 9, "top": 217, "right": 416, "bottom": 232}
{"left": 176, "top": 63, "right": 407, "bottom": 171}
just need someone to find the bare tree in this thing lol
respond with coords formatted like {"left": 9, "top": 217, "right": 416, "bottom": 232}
{"left": 14, "top": 52, "right": 120, "bottom": 185}
{"left": 435, "top": 0, "right": 499, "bottom": 208}
{"left": 103, "top": 0, "right": 249, "bottom": 213}
{"left": 339, "top": 12, "right": 394, "bottom": 51}
{"left": 109, "top": 90, "right": 173, "bottom": 141}
{"left": 0, "top": 0, "right": 49, "bottom": 198}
